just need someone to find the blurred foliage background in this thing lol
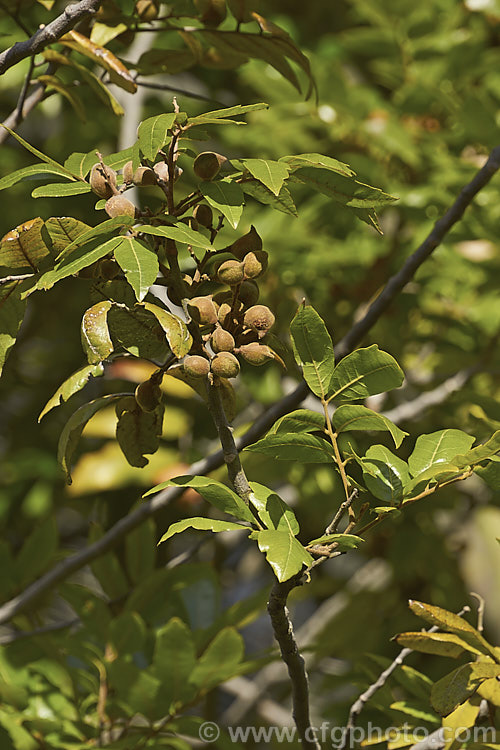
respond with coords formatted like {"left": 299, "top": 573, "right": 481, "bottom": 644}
{"left": 0, "top": 0, "right": 499, "bottom": 747}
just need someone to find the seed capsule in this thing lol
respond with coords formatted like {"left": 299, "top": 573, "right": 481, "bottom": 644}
{"left": 238, "top": 342, "right": 274, "bottom": 366}
{"left": 211, "top": 351, "right": 240, "bottom": 379}
{"left": 217, "top": 260, "right": 245, "bottom": 286}
{"left": 193, "top": 204, "right": 213, "bottom": 228}
{"left": 104, "top": 195, "right": 136, "bottom": 218}
{"left": 211, "top": 327, "right": 235, "bottom": 353}
{"left": 133, "top": 166, "right": 157, "bottom": 186}
{"left": 90, "top": 163, "right": 117, "bottom": 199}
{"left": 243, "top": 304, "right": 275, "bottom": 334}
{"left": 238, "top": 280, "right": 260, "bottom": 307}
{"left": 183, "top": 355, "right": 210, "bottom": 378}
{"left": 122, "top": 160, "right": 134, "bottom": 183}
{"left": 193, "top": 151, "right": 227, "bottom": 181}
{"left": 243, "top": 250, "right": 268, "bottom": 279}
{"left": 187, "top": 296, "right": 218, "bottom": 326}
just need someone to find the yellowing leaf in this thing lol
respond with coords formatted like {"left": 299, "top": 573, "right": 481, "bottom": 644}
{"left": 59, "top": 30, "right": 137, "bottom": 93}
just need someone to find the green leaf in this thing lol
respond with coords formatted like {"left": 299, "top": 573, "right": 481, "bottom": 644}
{"left": 328, "top": 345, "right": 404, "bottom": 403}
{"left": 248, "top": 482, "right": 299, "bottom": 534}
{"left": 241, "top": 159, "right": 290, "bottom": 196}
{"left": 32, "top": 236, "right": 126, "bottom": 293}
{"left": 37, "top": 74, "right": 87, "bottom": 121}
{"left": 307, "top": 533, "right": 364, "bottom": 550}
{"left": 188, "top": 103, "right": 268, "bottom": 123}
{"left": 256, "top": 530, "right": 313, "bottom": 582}
{"left": 200, "top": 179, "right": 244, "bottom": 228}
{"left": 355, "top": 444, "right": 411, "bottom": 503}
{"left": 454, "top": 430, "right": 500, "bottom": 468}
{"left": 125, "top": 519, "right": 156, "bottom": 584}
{"left": 0, "top": 280, "right": 28, "bottom": 376}
{"left": 246, "top": 433, "right": 334, "bottom": 462}
{"left": 54, "top": 216, "right": 136, "bottom": 260}
{"left": 107, "top": 305, "right": 171, "bottom": 361}
{"left": 0, "top": 163, "right": 75, "bottom": 192}
{"left": 63, "top": 151, "right": 97, "bottom": 180}
{"left": 142, "top": 302, "right": 193, "bottom": 358}
{"left": 81, "top": 301, "right": 113, "bottom": 364}
{"left": 290, "top": 166, "right": 398, "bottom": 209}
{"left": 332, "top": 404, "right": 408, "bottom": 448}
{"left": 408, "top": 600, "right": 498, "bottom": 660}
{"left": 189, "top": 627, "right": 244, "bottom": 691}
{"left": 44, "top": 216, "right": 92, "bottom": 255}
{"left": 137, "top": 223, "right": 216, "bottom": 251}
{"left": 137, "top": 113, "right": 177, "bottom": 161}
{"left": 402, "top": 463, "right": 465, "bottom": 497}
{"left": 109, "top": 612, "right": 147, "bottom": 655}
{"left": 395, "top": 632, "right": 484, "bottom": 659}
{"left": 431, "top": 663, "right": 500, "bottom": 716}
{"left": 116, "top": 396, "right": 164, "bottom": 468}
{"left": 408, "top": 430, "right": 475, "bottom": 477}
{"left": 143, "top": 476, "right": 255, "bottom": 524}
{"left": 31, "top": 182, "right": 92, "bottom": 198}
{"left": 280, "top": 153, "right": 355, "bottom": 177}
{"left": 58, "top": 394, "right": 123, "bottom": 482}
{"left": 159, "top": 518, "right": 250, "bottom": 544}
{"left": 269, "top": 408, "right": 325, "bottom": 435}
{"left": 389, "top": 702, "right": 440, "bottom": 725}
{"left": 106, "top": 661, "right": 161, "bottom": 717}
{"left": 113, "top": 236, "right": 159, "bottom": 301}
{"left": 38, "top": 363, "right": 104, "bottom": 421}
{"left": 0, "top": 125, "right": 77, "bottom": 179}
{"left": 241, "top": 179, "right": 298, "bottom": 216}
{"left": 152, "top": 618, "right": 197, "bottom": 706}
{"left": 1, "top": 217, "right": 52, "bottom": 271}
{"left": 290, "top": 304, "right": 335, "bottom": 399}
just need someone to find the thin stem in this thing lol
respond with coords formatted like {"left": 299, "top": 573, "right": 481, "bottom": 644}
{"left": 322, "top": 400, "right": 355, "bottom": 519}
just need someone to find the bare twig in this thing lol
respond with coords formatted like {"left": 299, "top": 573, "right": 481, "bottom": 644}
{"left": 0, "top": 0, "right": 103, "bottom": 75}
{"left": 470, "top": 592, "right": 485, "bottom": 633}
{"left": 267, "top": 576, "right": 321, "bottom": 750}
{"left": 339, "top": 606, "right": 471, "bottom": 750}
{"left": 325, "top": 489, "right": 359, "bottom": 535}
{"left": 13, "top": 55, "right": 36, "bottom": 127}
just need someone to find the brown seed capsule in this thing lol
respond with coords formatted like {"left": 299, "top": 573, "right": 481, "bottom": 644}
{"left": 183, "top": 355, "right": 210, "bottom": 378}
{"left": 238, "top": 342, "right": 274, "bottom": 366}
{"left": 133, "top": 166, "right": 157, "bottom": 186}
{"left": 104, "top": 195, "right": 136, "bottom": 218}
{"left": 135, "top": 0, "right": 159, "bottom": 21}
{"left": 135, "top": 379, "right": 162, "bottom": 412}
{"left": 90, "top": 163, "right": 117, "bottom": 199}
{"left": 217, "top": 302, "right": 233, "bottom": 328}
{"left": 211, "top": 327, "right": 235, "bottom": 353}
{"left": 122, "top": 160, "right": 134, "bottom": 184}
{"left": 230, "top": 225, "right": 263, "bottom": 259}
{"left": 243, "top": 250, "right": 268, "bottom": 280}
{"left": 238, "top": 280, "right": 260, "bottom": 307}
{"left": 193, "top": 151, "right": 227, "bottom": 181}
{"left": 153, "top": 162, "right": 183, "bottom": 183}
{"left": 211, "top": 351, "right": 240, "bottom": 379}
{"left": 243, "top": 305, "right": 275, "bottom": 334}
{"left": 193, "top": 204, "right": 213, "bottom": 228}
{"left": 187, "top": 296, "right": 218, "bottom": 326}
{"left": 217, "top": 260, "right": 245, "bottom": 286}
{"left": 194, "top": 0, "right": 226, "bottom": 26}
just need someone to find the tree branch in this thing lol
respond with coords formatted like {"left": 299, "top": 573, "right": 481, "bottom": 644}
{"left": 0, "top": 0, "right": 103, "bottom": 75}
{"left": 339, "top": 606, "right": 471, "bottom": 750}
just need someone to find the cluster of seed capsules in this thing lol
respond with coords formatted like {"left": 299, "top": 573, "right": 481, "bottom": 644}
{"left": 181, "top": 222, "right": 279, "bottom": 382}
{"left": 87, "top": 156, "right": 279, "bottom": 384}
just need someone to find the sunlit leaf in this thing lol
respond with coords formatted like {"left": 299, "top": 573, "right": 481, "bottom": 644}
{"left": 246, "top": 433, "right": 334, "bottom": 462}
{"left": 241, "top": 179, "right": 298, "bottom": 216}
{"left": 137, "top": 113, "right": 177, "bottom": 161}
{"left": 158, "top": 518, "right": 250, "bottom": 544}
{"left": 200, "top": 179, "right": 244, "bottom": 228}
{"left": 39, "top": 363, "right": 104, "bottom": 421}
{"left": 113, "top": 237, "right": 159, "bottom": 301}
{"left": 0, "top": 280, "right": 28, "bottom": 376}
{"left": 137, "top": 223, "right": 216, "bottom": 251}
{"left": 290, "top": 304, "right": 335, "bottom": 399}
{"left": 255, "top": 529, "right": 313, "bottom": 582}
{"left": 32, "top": 182, "right": 92, "bottom": 198}
{"left": 408, "top": 430, "right": 475, "bottom": 477}
{"left": 332, "top": 404, "right": 408, "bottom": 448}
{"left": 0, "top": 217, "right": 52, "bottom": 270}
{"left": 59, "top": 30, "right": 137, "bottom": 93}
{"left": 143, "top": 475, "right": 255, "bottom": 523}
{"left": 81, "top": 301, "right": 113, "bottom": 364}
{"left": 248, "top": 482, "right": 299, "bottom": 534}
{"left": 269, "top": 409, "right": 325, "bottom": 435}
{"left": 328, "top": 345, "right": 404, "bottom": 402}
{"left": 142, "top": 302, "right": 192, "bottom": 358}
